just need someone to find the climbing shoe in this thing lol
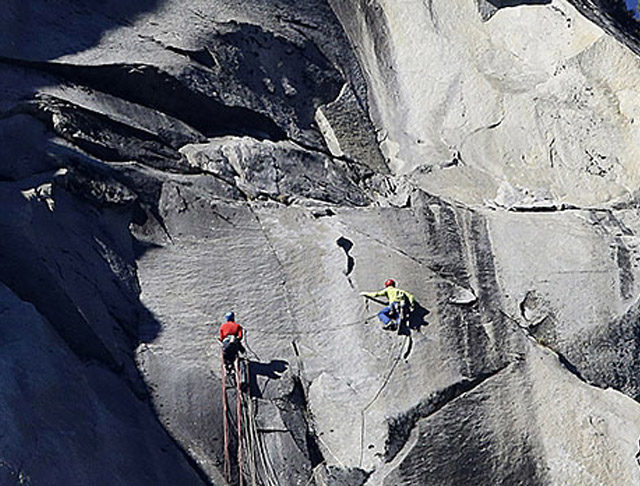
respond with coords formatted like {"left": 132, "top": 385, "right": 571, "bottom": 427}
{"left": 382, "top": 323, "right": 397, "bottom": 331}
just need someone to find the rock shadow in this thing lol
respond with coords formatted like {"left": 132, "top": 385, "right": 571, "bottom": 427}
{"left": 0, "top": 0, "right": 165, "bottom": 61}
{"left": 400, "top": 302, "right": 430, "bottom": 335}
{"left": 138, "top": 306, "right": 162, "bottom": 344}
{"left": 477, "top": 0, "right": 551, "bottom": 21}
{"left": 336, "top": 236, "right": 354, "bottom": 276}
{"left": 248, "top": 359, "right": 289, "bottom": 398}
{"left": 133, "top": 236, "right": 164, "bottom": 260}
{"left": 486, "top": 0, "right": 551, "bottom": 6}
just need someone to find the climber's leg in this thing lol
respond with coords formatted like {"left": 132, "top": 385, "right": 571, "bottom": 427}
{"left": 378, "top": 306, "right": 393, "bottom": 326}
{"left": 379, "top": 306, "right": 397, "bottom": 330}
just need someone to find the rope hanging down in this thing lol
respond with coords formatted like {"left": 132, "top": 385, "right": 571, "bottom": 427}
{"left": 221, "top": 353, "right": 246, "bottom": 486}
{"left": 235, "top": 359, "right": 244, "bottom": 486}
{"left": 221, "top": 332, "right": 282, "bottom": 486}
{"left": 221, "top": 355, "right": 231, "bottom": 483}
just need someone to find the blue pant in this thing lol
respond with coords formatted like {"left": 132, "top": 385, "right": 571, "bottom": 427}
{"left": 378, "top": 304, "right": 400, "bottom": 327}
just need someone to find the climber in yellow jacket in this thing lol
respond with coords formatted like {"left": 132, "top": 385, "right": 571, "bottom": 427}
{"left": 360, "top": 279, "right": 415, "bottom": 330}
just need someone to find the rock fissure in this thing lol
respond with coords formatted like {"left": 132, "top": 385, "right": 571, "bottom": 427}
{"left": 385, "top": 360, "right": 516, "bottom": 463}
{"left": 499, "top": 309, "right": 590, "bottom": 385}
{"left": 0, "top": 56, "right": 288, "bottom": 141}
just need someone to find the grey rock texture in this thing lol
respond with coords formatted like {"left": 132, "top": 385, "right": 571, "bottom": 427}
{"left": 2, "top": 0, "right": 640, "bottom": 485}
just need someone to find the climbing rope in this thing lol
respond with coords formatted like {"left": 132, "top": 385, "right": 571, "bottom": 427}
{"left": 242, "top": 332, "right": 262, "bottom": 361}
{"left": 359, "top": 334, "right": 408, "bottom": 467}
{"left": 245, "top": 307, "right": 379, "bottom": 337}
{"left": 244, "top": 396, "right": 280, "bottom": 486}
{"left": 222, "top": 334, "right": 291, "bottom": 486}
{"left": 222, "top": 350, "right": 252, "bottom": 486}
{"left": 235, "top": 359, "right": 244, "bottom": 486}
{"left": 242, "top": 397, "right": 258, "bottom": 486}
{"left": 221, "top": 355, "right": 231, "bottom": 483}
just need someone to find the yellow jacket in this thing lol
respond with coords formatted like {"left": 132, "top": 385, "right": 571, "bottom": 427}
{"left": 363, "top": 286, "right": 415, "bottom": 306}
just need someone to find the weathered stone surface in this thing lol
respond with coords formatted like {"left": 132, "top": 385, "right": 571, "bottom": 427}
{"left": 488, "top": 208, "right": 640, "bottom": 400}
{"left": 332, "top": 0, "right": 640, "bottom": 208}
{"left": 376, "top": 342, "right": 640, "bottom": 486}
{"left": 181, "top": 136, "right": 372, "bottom": 206}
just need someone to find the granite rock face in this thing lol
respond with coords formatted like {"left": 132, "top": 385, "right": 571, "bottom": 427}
{"left": 2, "top": 0, "right": 640, "bottom": 485}
{"left": 330, "top": 0, "right": 640, "bottom": 207}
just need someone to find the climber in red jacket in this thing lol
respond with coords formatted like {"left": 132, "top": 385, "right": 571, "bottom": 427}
{"left": 219, "top": 311, "right": 244, "bottom": 367}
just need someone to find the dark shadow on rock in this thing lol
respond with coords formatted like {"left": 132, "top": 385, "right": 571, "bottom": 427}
{"left": 248, "top": 359, "right": 289, "bottom": 398}
{"left": 336, "top": 236, "right": 355, "bottom": 276}
{"left": 408, "top": 302, "right": 430, "bottom": 332}
{"left": 133, "top": 236, "right": 164, "bottom": 260}
{"left": 476, "top": 0, "right": 551, "bottom": 21}
{"left": 23, "top": 60, "right": 288, "bottom": 141}
{"left": 325, "top": 465, "right": 370, "bottom": 486}
{"left": 396, "top": 302, "right": 429, "bottom": 336}
{"left": 218, "top": 23, "right": 344, "bottom": 131}
{"left": 0, "top": 0, "right": 165, "bottom": 61}
{"left": 486, "top": 0, "right": 550, "bottom": 6}
{"left": 138, "top": 306, "right": 162, "bottom": 344}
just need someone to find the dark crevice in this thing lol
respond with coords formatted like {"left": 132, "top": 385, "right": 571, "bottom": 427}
{"left": 385, "top": 362, "right": 513, "bottom": 462}
{"left": 280, "top": 375, "right": 324, "bottom": 468}
{"left": 276, "top": 14, "right": 320, "bottom": 31}
{"left": 6, "top": 96, "right": 195, "bottom": 175}
{"left": 505, "top": 204, "right": 579, "bottom": 213}
{"left": 336, "top": 236, "right": 355, "bottom": 276}
{"left": 487, "top": 0, "right": 551, "bottom": 6}
{"left": 311, "top": 208, "right": 336, "bottom": 218}
{"left": 144, "top": 40, "right": 219, "bottom": 70}
{"left": 555, "top": 351, "right": 587, "bottom": 382}
{"left": 291, "top": 340, "right": 301, "bottom": 357}
{"left": 616, "top": 238, "right": 633, "bottom": 300}
{"left": 486, "top": 202, "right": 619, "bottom": 213}
{"left": 476, "top": 0, "right": 551, "bottom": 21}
{"left": 0, "top": 56, "right": 287, "bottom": 141}
{"left": 519, "top": 297, "right": 528, "bottom": 321}
{"left": 499, "top": 310, "right": 592, "bottom": 385}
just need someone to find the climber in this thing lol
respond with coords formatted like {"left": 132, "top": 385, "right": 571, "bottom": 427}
{"left": 360, "top": 279, "right": 415, "bottom": 330}
{"left": 219, "top": 311, "right": 245, "bottom": 369}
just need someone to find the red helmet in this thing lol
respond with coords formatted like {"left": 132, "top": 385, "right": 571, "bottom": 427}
{"left": 384, "top": 278, "right": 396, "bottom": 287}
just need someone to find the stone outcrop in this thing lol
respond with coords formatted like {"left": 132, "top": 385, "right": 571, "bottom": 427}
{"left": 2, "top": 0, "right": 640, "bottom": 485}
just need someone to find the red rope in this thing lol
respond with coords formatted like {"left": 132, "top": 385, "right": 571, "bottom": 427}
{"left": 222, "top": 353, "right": 231, "bottom": 483}
{"left": 235, "top": 358, "right": 244, "bottom": 486}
